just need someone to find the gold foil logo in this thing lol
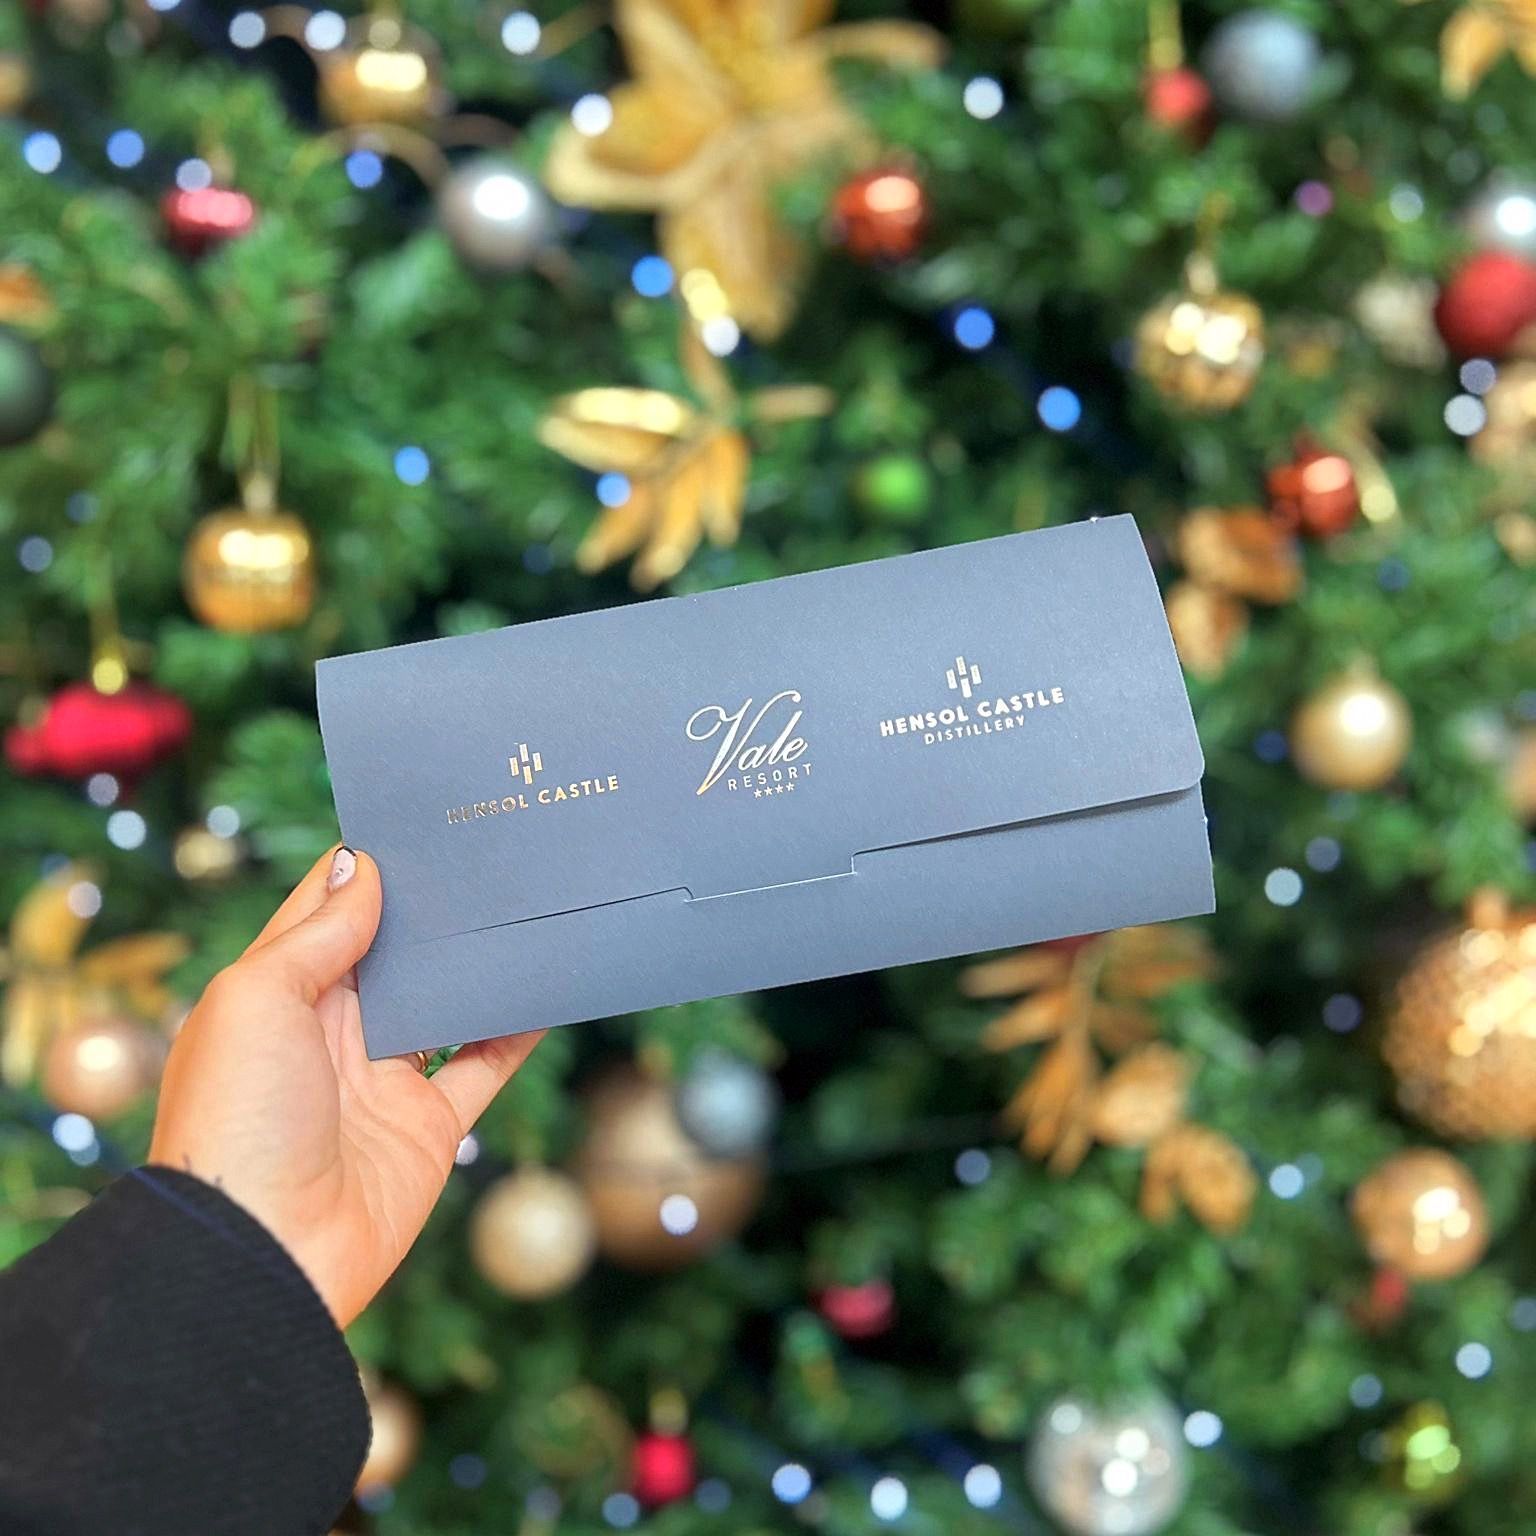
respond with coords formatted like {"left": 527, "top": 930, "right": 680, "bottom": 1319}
{"left": 686, "top": 690, "right": 814, "bottom": 800}
{"left": 445, "top": 741, "right": 619, "bottom": 825}
{"left": 877, "top": 655, "right": 1067, "bottom": 747}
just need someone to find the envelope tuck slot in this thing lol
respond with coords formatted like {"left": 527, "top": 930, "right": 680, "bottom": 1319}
{"left": 317, "top": 515, "right": 1215, "bottom": 1058}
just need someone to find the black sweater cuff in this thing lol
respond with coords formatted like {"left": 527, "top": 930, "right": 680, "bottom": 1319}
{"left": 0, "top": 1166, "right": 368, "bottom": 1536}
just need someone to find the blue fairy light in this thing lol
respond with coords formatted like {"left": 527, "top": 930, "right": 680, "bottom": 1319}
{"left": 346, "top": 150, "right": 385, "bottom": 189}
{"left": 394, "top": 446, "right": 431, "bottom": 485}
{"left": 631, "top": 255, "right": 674, "bottom": 297}
{"left": 952, "top": 306, "right": 995, "bottom": 350}
{"left": 1037, "top": 386, "right": 1082, "bottom": 432}
{"left": 596, "top": 472, "right": 631, "bottom": 507}
{"left": 106, "top": 130, "right": 145, "bottom": 169}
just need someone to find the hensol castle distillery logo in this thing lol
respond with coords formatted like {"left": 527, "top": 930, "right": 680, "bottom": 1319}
{"left": 685, "top": 689, "right": 813, "bottom": 802}
{"left": 876, "top": 654, "right": 1067, "bottom": 747}
{"left": 444, "top": 740, "right": 621, "bottom": 826}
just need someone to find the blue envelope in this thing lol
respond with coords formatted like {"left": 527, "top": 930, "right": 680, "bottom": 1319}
{"left": 316, "top": 514, "right": 1212, "bottom": 1059}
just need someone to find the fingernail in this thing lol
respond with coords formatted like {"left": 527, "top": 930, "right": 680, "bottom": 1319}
{"left": 327, "top": 845, "right": 357, "bottom": 892}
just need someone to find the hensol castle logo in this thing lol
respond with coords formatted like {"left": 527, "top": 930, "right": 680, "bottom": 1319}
{"left": 685, "top": 689, "right": 813, "bottom": 802}
{"left": 876, "top": 655, "right": 1067, "bottom": 747}
{"left": 444, "top": 740, "right": 621, "bottom": 826}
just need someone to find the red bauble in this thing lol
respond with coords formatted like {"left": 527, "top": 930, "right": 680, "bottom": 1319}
{"left": 1434, "top": 251, "right": 1536, "bottom": 357}
{"left": 818, "top": 1277, "right": 896, "bottom": 1339}
{"left": 5, "top": 681, "right": 191, "bottom": 779}
{"left": 1266, "top": 442, "right": 1359, "bottom": 538}
{"left": 161, "top": 187, "right": 259, "bottom": 257}
{"left": 630, "top": 1432, "right": 695, "bottom": 1506}
{"left": 1352, "top": 1265, "right": 1411, "bottom": 1332}
{"left": 1143, "top": 67, "right": 1213, "bottom": 141}
{"left": 831, "top": 169, "right": 927, "bottom": 263}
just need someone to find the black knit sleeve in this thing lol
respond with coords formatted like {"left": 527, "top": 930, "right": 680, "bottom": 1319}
{"left": 0, "top": 1165, "right": 369, "bottom": 1536}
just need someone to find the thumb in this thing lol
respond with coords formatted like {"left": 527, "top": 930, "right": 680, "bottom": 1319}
{"left": 256, "top": 846, "right": 382, "bottom": 999}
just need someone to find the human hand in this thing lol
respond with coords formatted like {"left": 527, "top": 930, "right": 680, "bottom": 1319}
{"left": 150, "top": 846, "right": 542, "bottom": 1327}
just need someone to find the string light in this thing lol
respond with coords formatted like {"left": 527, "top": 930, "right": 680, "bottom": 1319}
{"left": 571, "top": 94, "right": 614, "bottom": 136}
{"left": 1183, "top": 1411, "right": 1222, "bottom": 1447}
{"left": 952, "top": 306, "right": 995, "bottom": 350}
{"left": 18, "top": 535, "right": 52, "bottom": 572}
{"left": 1460, "top": 358, "right": 1496, "bottom": 394}
{"left": 596, "top": 472, "right": 631, "bottom": 507}
{"left": 1268, "top": 1163, "right": 1304, "bottom": 1199}
{"left": 346, "top": 150, "right": 385, "bottom": 189}
{"left": 1037, "top": 386, "right": 1082, "bottom": 432}
{"left": 1443, "top": 394, "right": 1487, "bottom": 435}
{"left": 870, "top": 1476, "right": 908, "bottom": 1520}
{"left": 771, "top": 1463, "right": 813, "bottom": 1503}
{"left": 454, "top": 1133, "right": 481, "bottom": 1165}
{"left": 106, "top": 810, "right": 148, "bottom": 851}
{"left": 66, "top": 880, "right": 103, "bottom": 919}
{"left": 694, "top": 1478, "right": 731, "bottom": 1512}
{"left": 106, "top": 130, "right": 145, "bottom": 169}
{"left": 660, "top": 1193, "right": 699, "bottom": 1235}
{"left": 229, "top": 10, "right": 265, "bottom": 46}
{"left": 962, "top": 76, "right": 1004, "bottom": 119}
{"left": 602, "top": 1492, "right": 640, "bottom": 1529}
{"left": 700, "top": 316, "right": 741, "bottom": 357}
{"left": 1322, "top": 993, "right": 1362, "bottom": 1033}
{"left": 962, "top": 1464, "right": 1002, "bottom": 1508}
{"left": 1304, "top": 836, "right": 1341, "bottom": 872}
{"left": 631, "top": 255, "right": 674, "bottom": 297}
{"left": 1388, "top": 184, "right": 1424, "bottom": 222}
{"left": 1349, "top": 1374, "right": 1383, "bottom": 1408}
{"left": 52, "top": 1113, "right": 97, "bottom": 1155}
{"left": 305, "top": 9, "right": 347, "bottom": 50}
{"left": 1454, "top": 1342, "right": 1492, "bottom": 1379}
{"left": 176, "top": 158, "right": 214, "bottom": 192}
{"left": 954, "top": 1148, "right": 991, "bottom": 1185}
{"left": 1264, "top": 867, "right": 1303, "bottom": 906}
{"left": 1294, "top": 180, "right": 1332, "bottom": 216}
{"left": 501, "top": 10, "right": 541, "bottom": 54}
{"left": 394, "top": 445, "right": 431, "bottom": 485}
{"left": 23, "top": 133, "right": 63, "bottom": 174}
{"left": 87, "top": 774, "right": 120, "bottom": 807}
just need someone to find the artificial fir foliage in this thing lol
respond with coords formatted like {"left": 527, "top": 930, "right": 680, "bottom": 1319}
{"left": 2, "top": 1, "right": 1535, "bottom": 1534}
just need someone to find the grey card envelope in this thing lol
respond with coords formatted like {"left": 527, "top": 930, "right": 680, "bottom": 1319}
{"left": 316, "top": 514, "right": 1213, "bottom": 1059}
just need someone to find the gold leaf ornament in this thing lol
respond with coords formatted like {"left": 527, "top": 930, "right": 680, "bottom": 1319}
{"left": 1404, "top": 0, "right": 1536, "bottom": 95}
{"left": 1, "top": 863, "right": 189, "bottom": 1086}
{"left": 542, "top": 0, "right": 943, "bottom": 339}
{"left": 538, "top": 341, "right": 833, "bottom": 589}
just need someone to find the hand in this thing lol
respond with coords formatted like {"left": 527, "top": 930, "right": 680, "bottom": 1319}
{"left": 150, "top": 845, "right": 542, "bottom": 1327}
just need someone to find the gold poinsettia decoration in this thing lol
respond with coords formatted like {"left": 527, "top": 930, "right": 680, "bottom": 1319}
{"left": 0, "top": 862, "right": 189, "bottom": 1085}
{"left": 539, "top": 326, "right": 833, "bottom": 588}
{"left": 1404, "top": 0, "right": 1536, "bottom": 96}
{"left": 543, "top": 0, "right": 943, "bottom": 339}
{"left": 963, "top": 925, "right": 1256, "bottom": 1235}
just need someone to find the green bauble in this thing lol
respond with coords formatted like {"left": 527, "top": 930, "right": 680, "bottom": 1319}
{"left": 0, "top": 327, "right": 53, "bottom": 446}
{"left": 856, "top": 454, "right": 932, "bottom": 524}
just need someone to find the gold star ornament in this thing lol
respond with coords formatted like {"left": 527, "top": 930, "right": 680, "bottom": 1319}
{"left": 543, "top": 0, "right": 943, "bottom": 339}
{"left": 1404, "top": 0, "right": 1536, "bottom": 95}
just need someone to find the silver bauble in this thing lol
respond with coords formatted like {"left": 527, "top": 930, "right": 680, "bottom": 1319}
{"left": 1463, "top": 178, "right": 1536, "bottom": 261}
{"left": 1025, "top": 1394, "right": 1188, "bottom": 1536}
{"left": 674, "top": 1050, "right": 779, "bottom": 1159}
{"left": 436, "top": 156, "right": 553, "bottom": 274}
{"left": 1201, "top": 10, "right": 1320, "bottom": 123}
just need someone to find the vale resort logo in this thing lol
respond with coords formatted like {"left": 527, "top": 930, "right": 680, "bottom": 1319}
{"left": 877, "top": 653, "right": 1067, "bottom": 748}
{"left": 686, "top": 689, "right": 813, "bottom": 803}
{"left": 444, "top": 739, "right": 620, "bottom": 826}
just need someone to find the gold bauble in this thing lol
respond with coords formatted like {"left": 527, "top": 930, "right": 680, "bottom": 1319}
{"left": 1164, "top": 579, "right": 1248, "bottom": 679}
{"left": 1351, "top": 1149, "right": 1487, "bottom": 1280}
{"left": 172, "top": 826, "right": 246, "bottom": 883}
{"left": 1290, "top": 667, "right": 1412, "bottom": 790}
{"left": 1135, "top": 286, "right": 1265, "bottom": 412}
{"left": 514, "top": 1382, "right": 634, "bottom": 1482}
{"left": 41, "top": 1016, "right": 163, "bottom": 1119}
{"left": 1383, "top": 1401, "right": 1463, "bottom": 1503}
{"left": 318, "top": 19, "right": 441, "bottom": 127}
{"left": 573, "top": 1066, "right": 763, "bottom": 1271}
{"left": 183, "top": 507, "right": 315, "bottom": 633}
{"left": 358, "top": 1377, "right": 422, "bottom": 1492}
{"left": 1471, "top": 359, "right": 1536, "bottom": 467}
{"left": 1382, "top": 897, "right": 1536, "bottom": 1139}
{"left": 0, "top": 53, "right": 32, "bottom": 116}
{"left": 470, "top": 1167, "right": 597, "bottom": 1299}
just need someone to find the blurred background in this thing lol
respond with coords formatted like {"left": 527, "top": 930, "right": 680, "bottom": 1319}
{"left": 2, "top": 0, "right": 1535, "bottom": 1532}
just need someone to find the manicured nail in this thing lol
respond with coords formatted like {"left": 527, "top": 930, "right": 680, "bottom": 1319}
{"left": 327, "top": 845, "right": 357, "bottom": 892}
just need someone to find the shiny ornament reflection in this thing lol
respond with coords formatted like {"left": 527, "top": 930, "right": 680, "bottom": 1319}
{"left": 436, "top": 156, "right": 554, "bottom": 274}
{"left": 1026, "top": 1394, "right": 1187, "bottom": 1536}
{"left": 1290, "top": 667, "right": 1411, "bottom": 791}
{"left": 183, "top": 507, "right": 315, "bottom": 632}
{"left": 1352, "top": 1149, "right": 1487, "bottom": 1280}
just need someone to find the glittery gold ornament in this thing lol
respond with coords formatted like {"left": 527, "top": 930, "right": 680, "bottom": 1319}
{"left": 1402, "top": 0, "right": 1536, "bottom": 97}
{"left": 1177, "top": 508, "right": 1302, "bottom": 606}
{"left": 1163, "top": 579, "right": 1248, "bottom": 679}
{"left": 41, "top": 1015, "right": 164, "bottom": 1119}
{"left": 1471, "top": 359, "right": 1536, "bottom": 467}
{"left": 317, "top": 16, "right": 443, "bottom": 127}
{"left": 1352, "top": 1148, "right": 1487, "bottom": 1279}
{"left": 573, "top": 1066, "right": 763, "bottom": 1270}
{"left": 542, "top": 0, "right": 941, "bottom": 339}
{"left": 515, "top": 1382, "right": 634, "bottom": 1482}
{"left": 183, "top": 507, "right": 315, "bottom": 633}
{"left": 470, "top": 1167, "right": 597, "bottom": 1299}
{"left": 172, "top": 826, "right": 246, "bottom": 883}
{"left": 357, "top": 1376, "right": 421, "bottom": 1492}
{"left": 0, "top": 53, "right": 31, "bottom": 115}
{"left": 1382, "top": 894, "right": 1536, "bottom": 1139}
{"left": 1354, "top": 272, "right": 1447, "bottom": 369}
{"left": 1135, "top": 257, "right": 1265, "bottom": 413}
{"left": 1382, "top": 1401, "right": 1464, "bottom": 1502}
{"left": 1290, "top": 665, "right": 1412, "bottom": 791}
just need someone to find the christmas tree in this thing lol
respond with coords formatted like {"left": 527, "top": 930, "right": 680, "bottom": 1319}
{"left": 3, "top": 0, "right": 1536, "bottom": 1532}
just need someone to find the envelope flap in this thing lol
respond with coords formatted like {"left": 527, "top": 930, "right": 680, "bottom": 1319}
{"left": 317, "top": 516, "right": 1201, "bottom": 931}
